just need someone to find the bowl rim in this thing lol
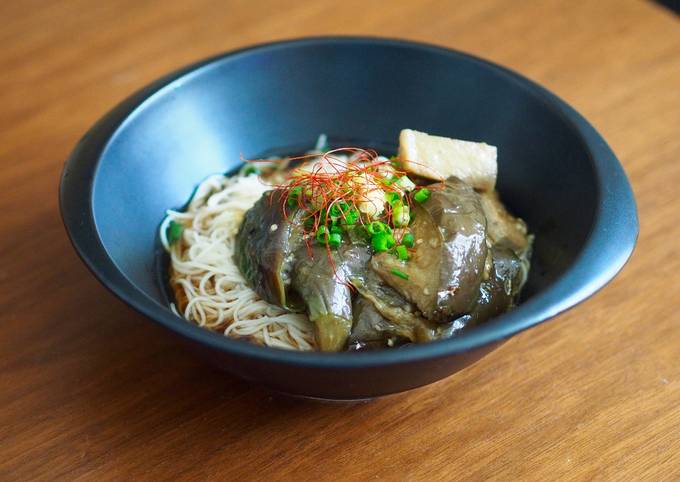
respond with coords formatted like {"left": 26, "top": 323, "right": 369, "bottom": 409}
{"left": 59, "top": 36, "right": 639, "bottom": 368}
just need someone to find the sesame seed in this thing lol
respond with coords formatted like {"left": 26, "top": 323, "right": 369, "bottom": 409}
{"left": 270, "top": 224, "right": 278, "bottom": 231}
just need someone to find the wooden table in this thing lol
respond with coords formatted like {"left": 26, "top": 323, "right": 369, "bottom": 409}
{"left": 2, "top": 0, "right": 679, "bottom": 480}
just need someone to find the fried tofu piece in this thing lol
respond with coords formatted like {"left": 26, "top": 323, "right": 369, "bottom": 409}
{"left": 398, "top": 129, "right": 497, "bottom": 191}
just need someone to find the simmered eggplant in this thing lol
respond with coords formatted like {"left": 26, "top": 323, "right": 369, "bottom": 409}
{"left": 292, "top": 243, "right": 370, "bottom": 351}
{"left": 350, "top": 271, "right": 427, "bottom": 341}
{"left": 349, "top": 269, "right": 459, "bottom": 345}
{"left": 223, "top": 132, "right": 533, "bottom": 352}
{"left": 348, "top": 297, "right": 406, "bottom": 350}
{"left": 466, "top": 245, "right": 524, "bottom": 327}
{"left": 372, "top": 177, "right": 487, "bottom": 322}
{"left": 234, "top": 189, "right": 304, "bottom": 310}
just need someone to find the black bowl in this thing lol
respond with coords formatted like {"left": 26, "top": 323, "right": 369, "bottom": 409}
{"left": 60, "top": 37, "right": 638, "bottom": 400}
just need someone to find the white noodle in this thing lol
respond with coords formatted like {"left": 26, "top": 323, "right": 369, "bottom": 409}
{"left": 160, "top": 173, "right": 316, "bottom": 350}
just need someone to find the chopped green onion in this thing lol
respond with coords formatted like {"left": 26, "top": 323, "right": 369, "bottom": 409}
{"left": 395, "top": 245, "right": 410, "bottom": 261}
{"left": 396, "top": 175, "right": 416, "bottom": 191}
{"left": 385, "top": 192, "right": 401, "bottom": 206}
{"left": 167, "top": 220, "right": 183, "bottom": 245}
{"left": 330, "top": 225, "right": 343, "bottom": 235}
{"left": 328, "top": 232, "right": 342, "bottom": 248}
{"left": 288, "top": 186, "right": 303, "bottom": 207}
{"left": 392, "top": 200, "right": 410, "bottom": 227}
{"left": 371, "top": 231, "right": 396, "bottom": 252}
{"left": 241, "top": 164, "right": 261, "bottom": 176}
{"left": 402, "top": 232, "right": 415, "bottom": 248}
{"left": 342, "top": 208, "right": 359, "bottom": 226}
{"left": 329, "top": 204, "right": 341, "bottom": 219}
{"left": 381, "top": 178, "right": 394, "bottom": 186}
{"left": 390, "top": 268, "right": 409, "bottom": 280}
{"left": 414, "top": 188, "right": 431, "bottom": 203}
{"left": 290, "top": 186, "right": 302, "bottom": 196}
{"left": 316, "top": 226, "right": 330, "bottom": 244}
{"left": 338, "top": 208, "right": 359, "bottom": 227}
{"left": 367, "top": 221, "right": 387, "bottom": 235}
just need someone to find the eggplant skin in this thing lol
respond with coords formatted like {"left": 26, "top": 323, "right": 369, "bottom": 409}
{"left": 234, "top": 189, "right": 303, "bottom": 310}
{"left": 372, "top": 176, "right": 488, "bottom": 322}
{"left": 292, "top": 243, "right": 371, "bottom": 352}
{"left": 458, "top": 245, "right": 525, "bottom": 329}
{"left": 426, "top": 177, "right": 488, "bottom": 319}
{"left": 348, "top": 270, "right": 458, "bottom": 346}
{"left": 349, "top": 272, "right": 423, "bottom": 343}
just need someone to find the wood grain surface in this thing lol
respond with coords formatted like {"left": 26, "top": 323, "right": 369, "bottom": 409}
{"left": 1, "top": 0, "right": 679, "bottom": 480}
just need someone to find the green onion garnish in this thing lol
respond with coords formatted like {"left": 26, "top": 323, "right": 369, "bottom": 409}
{"left": 396, "top": 175, "right": 416, "bottom": 191}
{"left": 392, "top": 200, "right": 410, "bottom": 227}
{"left": 395, "top": 245, "right": 409, "bottom": 261}
{"left": 318, "top": 210, "right": 328, "bottom": 225}
{"left": 343, "top": 208, "right": 359, "bottom": 226}
{"left": 367, "top": 221, "right": 387, "bottom": 235}
{"left": 241, "top": 164, "right": 261, "bottom": 176}
{"left": 167, "top": 220, "right": 183, "bottom": 245}
{"left": 401, "top": 232, "right": 415, "bottom": 248}
{"left": 371, "top": 231, "right": 396, "bottom": 252}
{"left": 385, "top": 192, "right": 401, "bottom": 206}
{"left": 390, "top": 268, "right": 409, "bottom": 280}
{"left": 316, "top": 226, "right": 330, "bottom": 244}
{"left": 328, "top": 232, "right": 342, "bottom": 248}
{"left": 414, "top": 188, "right": 431, "bottom": 203}
{"left": 330, "top": 225, "right": 343, "bottom": 235}
{"left": 288, "top": 186, "right": 302, "bottom": 206}
{"left": 289, "top": 186, "right": 302, "bottom": 197}
{"left": 329, "top": 203, "right": 342, "bottom": 219}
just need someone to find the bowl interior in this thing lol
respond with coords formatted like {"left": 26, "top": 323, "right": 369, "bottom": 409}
{"left": 92, "top": 41, "right": 597, "bottom": 319}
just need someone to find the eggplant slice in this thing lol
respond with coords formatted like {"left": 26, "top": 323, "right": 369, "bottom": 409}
{"left": 234, "top": 178, "right": 531, "bottom": 352}
{"left": 349, "top": 269, "right": 457, "bottom": 347}
{"left": 234, "top": 189, "right": 304, "bottom": 310}
{"left": 292, "top": 243, "right": 371, "bottom": 351}
{"left": 371, "top": 177, "right": 488, "bottom": 322}
{"left": 457, "top": 245, "right": 525, "bottom": 330}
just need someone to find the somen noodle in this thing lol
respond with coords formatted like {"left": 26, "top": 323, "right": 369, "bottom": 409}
{"left": 160, "top": 173, "right": 316, "bottom": 350}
